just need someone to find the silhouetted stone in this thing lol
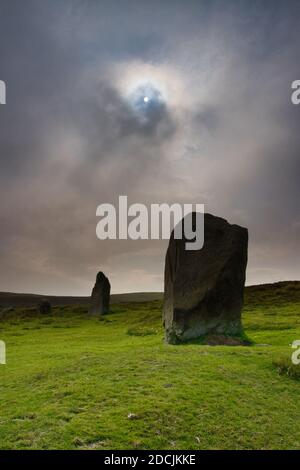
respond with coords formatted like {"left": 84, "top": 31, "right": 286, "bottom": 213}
{"left": 89, "top": 271, "right": 111, "bottom": 315}
{"left": 163, "top": 213, "right": 248, "bottom": 344}
{"left": 0, "top": 306, "right": 14, "bottom": 319}
{"left": 37, "top": 299, "right": 52, "bottom": 315}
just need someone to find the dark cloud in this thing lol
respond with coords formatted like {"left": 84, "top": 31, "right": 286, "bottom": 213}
{"left": 0, "top": 0, "right": 299, "bottom": 294}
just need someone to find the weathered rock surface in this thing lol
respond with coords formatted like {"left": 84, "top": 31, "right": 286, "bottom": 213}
{"left": 37, "top": 299, "right": 52, "bottom": 315}
{"left": 89, "top": 271, "right": 111, "bottom": 316}
{"left": 163, "top": 213, "right": 248, "bottom": 344}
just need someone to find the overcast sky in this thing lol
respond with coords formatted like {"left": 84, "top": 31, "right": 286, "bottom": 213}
{"left": 0, "top": 0, "right": 299, "bottom": 295}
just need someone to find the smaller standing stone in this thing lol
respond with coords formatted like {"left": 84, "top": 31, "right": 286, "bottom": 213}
{"left": 37, "top": 299, "right": 52, "bottom": 315}
{"left": 89, "top": 272, "right": 111, "bottom": 316}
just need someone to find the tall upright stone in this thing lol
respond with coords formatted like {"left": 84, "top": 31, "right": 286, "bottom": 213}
{"left": 89, "top": 271, "right": 111, "bottom": 316}
{"left": 163, "top": 213, "right": 248, "bottom": 344}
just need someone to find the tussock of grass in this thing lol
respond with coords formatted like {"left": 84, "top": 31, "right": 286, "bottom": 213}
{"left": 127, "top": 327, "right": 158, "bottom": 337}
{"left": 273, "top": 356, "right": 300, "bottom": 381}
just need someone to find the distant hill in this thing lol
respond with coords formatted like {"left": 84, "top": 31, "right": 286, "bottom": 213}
{"left": 0, "top": 291, "right": 163, "bottom": 308}
{"left": 244, "top": 280, "right": 300, "bottom": 304}
{"left": 0, "top": 281, "right": 299, "bottom": 308}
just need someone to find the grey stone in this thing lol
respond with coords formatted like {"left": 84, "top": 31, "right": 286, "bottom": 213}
{"left": 89, "top": 271, "right": 111, "bottom": 316}
{"left": 163, "top": 213, "right": 248, "bottom": 344}
{"left": 0, "top": 306, "right": 14, "bottom": 318}
{"left": 37, "top": 299, "right": 52, "bottom": 315}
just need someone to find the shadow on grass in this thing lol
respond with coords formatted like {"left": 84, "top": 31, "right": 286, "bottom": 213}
{"left": 167, "top": 331, "right": 255, "bottom": 347}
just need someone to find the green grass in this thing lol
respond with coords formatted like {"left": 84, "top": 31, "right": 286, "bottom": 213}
{"left": 273, "top": 355, "right": 300, "bottom": 381}
{"left": 1, "top": 282, "right": 300, "bottom": 450}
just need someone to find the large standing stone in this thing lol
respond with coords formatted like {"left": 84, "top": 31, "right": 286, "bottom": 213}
{"left": 163, "top": 213, "right": 248, "bottom": 344}
{"left": 89, "top": 271, "right": 111, "bottom": 316}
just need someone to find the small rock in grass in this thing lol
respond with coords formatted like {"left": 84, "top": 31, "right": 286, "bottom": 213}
{"left": 37, "top": 299, "right": 52, "bottom": 315}
{"left": 132, "top": 440, "right": 142, "bottom": 448}
{"left": 0, "top": 306, "right": 14, "bottom": 317}
{"left": 73, "top": 437, "right": 84, "bottom": 447}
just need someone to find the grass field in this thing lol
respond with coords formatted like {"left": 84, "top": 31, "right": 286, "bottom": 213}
{"left": 0, "top": 281, "right": 300, "bottom": 450}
